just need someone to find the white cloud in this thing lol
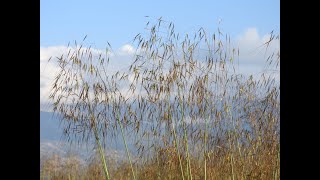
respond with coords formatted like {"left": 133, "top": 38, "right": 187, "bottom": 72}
{"left": 40, "top": 28, "right": 279, "bottom": 111}
{"left": 238, "top": 28, "right": 260, "bottom": 45}
{"left": 236, "top": 28, "right": 279, "bottom": 65}
{"left": 40, "top": 44, "right": 137, "bottom": 111}
{"left": 233, "top": 28, "right": 280, "bottom": 81}
{"left": 118, "top": 44, "right": 135, "bottom": 55}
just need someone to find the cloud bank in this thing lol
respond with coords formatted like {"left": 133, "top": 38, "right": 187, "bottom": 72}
{"left": 40, "top": 28, "right": 279, "bottom": 111}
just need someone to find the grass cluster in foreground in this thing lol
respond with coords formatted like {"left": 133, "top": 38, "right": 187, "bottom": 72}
{"left": 41, "top": 143, "right": 279, "bottom": 180}
{"left": 43, "top": 18, "right": 280, "bottom": 180}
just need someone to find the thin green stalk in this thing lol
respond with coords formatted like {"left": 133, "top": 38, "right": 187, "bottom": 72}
{"left": 178, "top": 86, "right": 192, "bottom": 180}
{"left": 155, "top": 145, "right": 161, "bottom": 180}
{"left": 226, "top": 104, "right": 236, "bottom": 180}
{"left": 166, "top": 93, "right": 185, "bottom": 180}
{"left": 116, "top": 112, "right": 136, "bottom": 180}
{"left": 228, "top": 131, "right": 235, "bottom": 180}
{"left": 172, "top": 117, "right": 185, "bottom": 180}
{"left": 88, "top": 104, "right": 111, "bottom": 180}
{"left": 204, "top": 85, "right": 210, "bottom": 180}
{"left": 230, "top": 153, "right": 235, "bottom": 180}
{"left": 93, "top": 125, "right": 111, "bottom": 180}
{"left": 204, "top": 113, "right": 210, "bottom": 180}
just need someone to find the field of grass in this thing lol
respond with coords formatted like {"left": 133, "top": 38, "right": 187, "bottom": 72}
{"left": 41, "top": 19, "right": 279, "bottom": 180}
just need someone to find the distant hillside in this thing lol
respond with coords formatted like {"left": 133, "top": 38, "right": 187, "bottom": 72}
{"left": 40, "top": 111, "right": 136, "bottom": 161}
{"left": 40, "top": 111, "right": 64, "bottom": 141}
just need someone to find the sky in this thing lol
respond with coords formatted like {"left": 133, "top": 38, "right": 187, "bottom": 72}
{"left": 40, "top": 0, "right": 280, "bottom": 111}
{"left": 40, "top": 0, "right": 279, "bottom": 48}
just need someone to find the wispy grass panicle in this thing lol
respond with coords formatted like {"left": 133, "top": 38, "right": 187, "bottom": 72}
{"left": 46, "top": 17, "right": 280, "bottom": 180}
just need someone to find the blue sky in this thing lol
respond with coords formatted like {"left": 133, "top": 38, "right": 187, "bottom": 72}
{"left": 40, "top": 0, "right": 279, "bottom": 49}
{"left": 40, "top": 0, "right": 279, "bottom": 111}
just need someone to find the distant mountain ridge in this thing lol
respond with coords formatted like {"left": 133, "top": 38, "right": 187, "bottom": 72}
{"left": 40, "top": 111, "right": 134, "bottom": 162}
{"left": 40, "top": 111, "right": 64, "bottom": 141}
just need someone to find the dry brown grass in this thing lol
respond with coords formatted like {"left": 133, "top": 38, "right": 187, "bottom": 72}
{"left": 45, "top": 18, "right": 280, "bottom": 180}
{"left": 41, "top": 144, "right": 279, "bottom": 180}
